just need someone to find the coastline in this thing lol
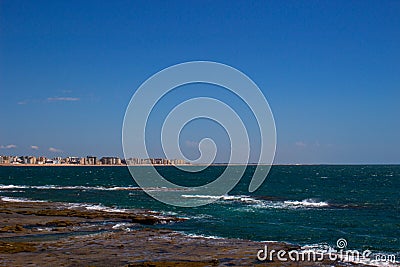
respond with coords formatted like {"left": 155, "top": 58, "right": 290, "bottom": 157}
{"left": 0, "top": 199, "right": 373, "bottom": 266}
{"left": 0, "top": 163, "right": 123, "bottom": 167}
{"left": 0, "top": 164, "right": 194, "bottom": 167}
{"left": 1, "top": 163, "right": 399, "bottom": 167}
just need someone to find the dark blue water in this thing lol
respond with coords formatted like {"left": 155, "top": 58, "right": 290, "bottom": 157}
{"left": 0, "top": 165, "right": 399, "bottom": 255}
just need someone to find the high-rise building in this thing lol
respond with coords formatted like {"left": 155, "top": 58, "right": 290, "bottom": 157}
{"left": 86, "top": 156, "right": 97, "bottom": 165}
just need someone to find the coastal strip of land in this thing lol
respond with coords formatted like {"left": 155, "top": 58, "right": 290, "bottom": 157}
{"left": 0, "top": 199, "right": 369, "bottom": 267}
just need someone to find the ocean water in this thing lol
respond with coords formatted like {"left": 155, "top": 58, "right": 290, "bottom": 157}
{"left": 0, "top": 165, "right": 399, "bottom": 256}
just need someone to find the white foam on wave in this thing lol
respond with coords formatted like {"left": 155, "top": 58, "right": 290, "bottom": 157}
{"left": 0, "top": 197, "right": 128, "bottom": 213}
{"left": 184, "top": 232, "right": 223, "bottom": 240}
{"left": 181, "top": 194, "right": 260, "bottom": 203}
{"left": 112, "top": 222, "right": 135, "bottom": 231}
{"left": 66, "top": 203, "right": 128, "bottom": 213}
{"left": 0, "top": 190, "right": 25, "bottom": 193}
{"left": 144, "top": 187, "right": 193, "bottom": 192}
{"left": 0, "top": 184, "right": 194, "bottom": 193}
{"left": 0, "top": 196, "right": 47, "bottom": 203}
{"left": 181, "top": 194, "right": 330, "bottom": 210}
{"left": 250, "top": 199, "right": 330, "bottom": 210}
{"left": 181, "top": 194, "right": 221, "bottom": 199}
{"left": 0, "top": 184, "right": 140, "bottom": 191}
{"left": 284, "top": 199, "right": 329, "bottom": 208}
{"left": 37, "top": 227, "right": 53, "bottom": 232}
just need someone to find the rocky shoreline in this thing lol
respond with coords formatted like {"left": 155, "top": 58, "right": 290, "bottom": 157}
{"left": 0, "top": 199, "right": 370, "bottom": 266}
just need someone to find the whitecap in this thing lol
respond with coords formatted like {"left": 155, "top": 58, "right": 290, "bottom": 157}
{"left": 66, "top": 203, "right": 127, "bottom": 213}
{"left": 284, "top": 199, "right": 329, "bottom": 208}
{"left": 0, "top": 184, "right": 140, "bottom": 191}
{"left": 0, "top": 196, "right": 47, "bottom": 203}
{"left": 184, "top": 233, "right": 224, "bottom": 240}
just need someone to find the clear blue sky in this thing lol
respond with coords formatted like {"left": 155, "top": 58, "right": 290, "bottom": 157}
{"left": 1, "top": 0, "right": 399, "bottom": 164}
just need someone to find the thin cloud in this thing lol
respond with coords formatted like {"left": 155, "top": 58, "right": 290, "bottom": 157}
{"left": 16, "top": 98, "right": 42, "bottom": 105}
{"left": 0, "top": 144, "right": 17, "bottom": 149}
{"left": 47, "top": 97, "right": 80, "bottom": 102}
{"left": 49, "top": 147, "right": 63, "bottom": 153}
{"left": 30, "top": 145, "right": 39, "bottom": 150}
{"left": 17, "top": 96, "right": 80, "bottom": 105}
{"left": 295, "top": 141, "right": 306, "bottom": 147}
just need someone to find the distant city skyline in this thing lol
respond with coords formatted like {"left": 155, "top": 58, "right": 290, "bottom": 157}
{"left": 0, "top": 154, "right": 189, "bottom": 166}
{"left": 1, "top": 1, "right": 399, "bottom": 164}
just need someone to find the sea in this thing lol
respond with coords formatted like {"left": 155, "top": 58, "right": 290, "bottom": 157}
{"left": 0, "top": 165, "right": 399, "bottom": 262}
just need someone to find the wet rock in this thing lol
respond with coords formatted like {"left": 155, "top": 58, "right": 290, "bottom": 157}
{"left": 0, "top": 224, "right": 26, "bottom": 233}
{"left": 130, "top": 216, "right": 159, "bottom": 225}
{"left": 0, "top": 241, "right": 36, "bottom": 253}
{"left": 44, "top": 220, "right": 75, "bottom": 227}
{"left": 126, "top": 261, "right": 220, "bottom": 267}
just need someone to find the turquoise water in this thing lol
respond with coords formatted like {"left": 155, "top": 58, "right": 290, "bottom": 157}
{"left": 0, "top": 165, "right": 399, "bottom": 255}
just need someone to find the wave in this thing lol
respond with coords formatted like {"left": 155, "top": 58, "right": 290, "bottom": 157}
{"left": 0, "top": 196, "right": 47, "bottom": 203}
{"left": 143, "top": 187, "right": 193, "bottom": 192}
{"left": 0, "top": 195, "right": 129, "bottom": 213}
{"left": 0, "top": 184, "right": 141, "bottom": 191}
{"left": 0, "top": 184, "right": 193, "bottom": 192}
{"left": 112, "top": 222, "right": 135, "bottom": 231}
{"left": 65, "top": 203, "right": 189, "bottom": 222}
{"left": 181, "top": 194, "right": 259, "bottom": 203}
{"left": 181, "top": 194, "right": 331, "bottom": 210}
{"left": 0, "top": 185, "right": 29, "bottom": 189}
{"left": 284, "top": 199, "right": 329, "bottom": 208}
{"left": 184, "top": 232, "right": 223, "bottom": 240}
{"left": 65, "top": 203, "right": 128, "bottom": 213}
{"left": 0, "top": 196, "right": 183, "bottom": 227}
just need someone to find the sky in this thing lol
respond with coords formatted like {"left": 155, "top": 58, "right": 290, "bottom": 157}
{"left": 0, "top": 0, "right": 399, "bottom": 164}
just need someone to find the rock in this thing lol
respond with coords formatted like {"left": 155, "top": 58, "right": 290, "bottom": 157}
{"left": 0, "top": 224, "right": 26, "bottom": 233}
{"left": 0, "top": 241, "right": 36, "bottom": 253}
{"left": 44, "top": 220, "right": 75, "bottom": 227}
{"left": 130, "top": 216, "right": 159, "bottom": 225}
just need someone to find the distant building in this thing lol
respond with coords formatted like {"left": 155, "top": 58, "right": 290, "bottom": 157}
{"left": 126, "top": 158, "right": 145, "bottom": 165}
{"left": 86, "top": 156, "right": 97, "bottom": 165}
{"left": 0, "top": 156, "right": 10, "bottom": 164}
{"left": 174, "top": 159, "right": 186, "bottom": 165}
{"left": 142, "top": 158, "right": 152, "bottom": 164}
{"left": 27, "top": 156, "right": 36, "bottom": 164}
{"left": 67, "top": 157, "right": 80, "bottom": 164}
{"left": 126, "top": 158, "right": 142, "bottom": 165}
{"left": 0, "top": 154, "right": 188, "bottom": 166}
{"left": 45, "top": 159, "right": 54, "bottom": 164}
{"left": 100, "top": 157, "right": 122, "bottom": 165}
{"left": 52, "top": 157, "right": 61, "bottom": 164}
{"left": 37, "top": 156, "right": 47, "bottom": 164}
